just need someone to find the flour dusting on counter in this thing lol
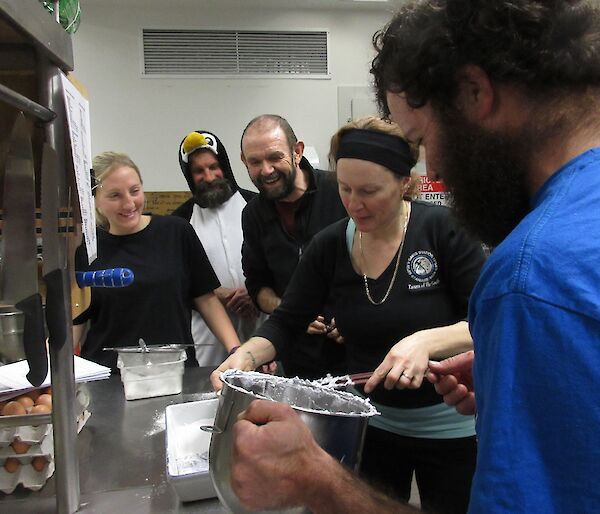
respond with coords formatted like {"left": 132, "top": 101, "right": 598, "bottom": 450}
{"left": 145, "top": 410, "right": 166, "bottom": 437}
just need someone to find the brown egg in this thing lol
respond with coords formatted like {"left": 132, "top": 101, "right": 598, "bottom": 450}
{"left": 3, "top": 457, "right": 20, "bottom": 473}
{"left": 29, "top": 404, "right": 51, "bottom": 427}
{"left": 27, "top": 390, "right": 42, "bottom": 402}
{"left": 1, "top": 401, "right": 27, "bottom": 417}
{"left": 11, "top": 440, "right": 30, "bottom": 454}
{"left": 35, "top": 394, "right": 52, "bottom": 409}
{"left": 15, "top": 395, "right": 35, "bottom": 411}
{"left": 30, "top": 404, "right": 51, "bottom": 415}
{"left": 31, "top": 456, "right": 48, "bottom": 472}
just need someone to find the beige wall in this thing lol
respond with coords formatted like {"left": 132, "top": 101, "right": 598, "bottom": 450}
{"left": 73, "top": 0, "right": 398, "bottom": 191}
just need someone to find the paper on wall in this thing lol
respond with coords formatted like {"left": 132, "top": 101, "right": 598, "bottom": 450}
{"left": 60, "top": 73, "right": 97, "bottom": 263}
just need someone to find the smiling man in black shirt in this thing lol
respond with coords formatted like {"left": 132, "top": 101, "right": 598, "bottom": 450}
{"left": 240, "top": 114, "right": 348, "bottom": 379}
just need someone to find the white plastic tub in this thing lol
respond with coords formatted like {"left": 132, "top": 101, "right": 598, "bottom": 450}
{"left": 117, "top": 350, "right": 186, "bottom": 400}
{"left": 165, "top": 398, "right": 218, "bottom": 502}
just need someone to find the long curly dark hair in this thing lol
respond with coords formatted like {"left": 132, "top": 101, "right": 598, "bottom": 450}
{"left": 371, "top": 0, "right": 600, "bottom": 114}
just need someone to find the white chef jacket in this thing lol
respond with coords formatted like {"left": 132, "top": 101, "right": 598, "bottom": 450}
{"left": 189, "top": 191, "right": 265, "bottom": 366}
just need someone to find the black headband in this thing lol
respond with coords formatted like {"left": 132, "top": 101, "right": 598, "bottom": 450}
{"left": 335, "top": 128, "right": 416, "bottom": 177}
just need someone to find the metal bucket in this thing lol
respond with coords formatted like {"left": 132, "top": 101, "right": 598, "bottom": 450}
{"left": 208, "top": 370, "right": 378, "bottom": 514}
{"left": 0, "top": 307, "right": 25, "bottom": 364}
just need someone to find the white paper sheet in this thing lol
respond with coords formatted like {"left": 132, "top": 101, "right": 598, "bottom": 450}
{"left": 60, "top": 73, "right": 97, "bottom": 263}
{"left": 0, "top": 356, "right": 110, "bottom": 401}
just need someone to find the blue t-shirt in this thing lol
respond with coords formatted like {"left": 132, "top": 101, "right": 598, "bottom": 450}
{"left": 468, "top": 149, "right": 600, "bottom": 513}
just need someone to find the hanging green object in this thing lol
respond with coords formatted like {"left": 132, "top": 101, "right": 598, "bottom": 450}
{"left": 39, "top": 0, "right": 82, "bottom": 34}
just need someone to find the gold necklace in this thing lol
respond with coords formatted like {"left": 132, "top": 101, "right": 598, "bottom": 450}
{"left": 359, "top": 201, "right": 411, "bottom": 306}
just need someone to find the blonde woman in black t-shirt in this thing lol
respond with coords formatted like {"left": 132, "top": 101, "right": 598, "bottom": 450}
{"left": 73, "top": 152, "right": 241, "bottom": 370}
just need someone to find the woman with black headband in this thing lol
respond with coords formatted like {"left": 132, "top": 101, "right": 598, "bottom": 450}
{"left": 212, "top": 117, "right": 485, "bottom": 514}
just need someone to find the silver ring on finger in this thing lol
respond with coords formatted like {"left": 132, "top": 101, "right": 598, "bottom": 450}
{"left": 400, "top": 371, "right": 414, "bottom": 381}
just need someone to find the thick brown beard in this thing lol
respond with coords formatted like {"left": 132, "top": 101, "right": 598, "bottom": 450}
{"left": 435, "top": 109, "right": 532, "bottom": 247}
{"left": 194, "top": 178, "right": 234, "bottom": 208}
{"left": 254, "top": 164, "right": 297, "bottom": 201}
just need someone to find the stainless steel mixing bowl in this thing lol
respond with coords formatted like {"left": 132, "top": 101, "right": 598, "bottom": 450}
{"left": 208, "top": 371, "right": 378, "bottom": 514}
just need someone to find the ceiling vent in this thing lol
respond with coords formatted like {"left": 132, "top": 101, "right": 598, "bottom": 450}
{"left": 142, "top": 29, "right": 329, "bottom": 78}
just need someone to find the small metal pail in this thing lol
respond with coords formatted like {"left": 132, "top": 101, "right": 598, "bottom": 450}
{"left": 207, "top": 370, "right": 378, "bottom": 514}
{"left": 0, "top": 307, "right": 25, "bottom": 364}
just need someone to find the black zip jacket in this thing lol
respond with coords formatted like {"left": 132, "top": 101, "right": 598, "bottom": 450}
{"left": 241, "top": 157, "right": 348, "bottom": 378}
{"left": 242, "top": 157, "right": 347, "bottom": 303}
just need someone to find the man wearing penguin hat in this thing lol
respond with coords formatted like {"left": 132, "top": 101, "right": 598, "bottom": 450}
{"left": 173, "top": 130, "right": 264, "bottom": 366}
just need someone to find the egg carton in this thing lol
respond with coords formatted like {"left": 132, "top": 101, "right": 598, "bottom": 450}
{"left": 0, "top": 431, "right": 54, "bottom": 460}
{"left": 0, "top": 456, "right": 55, "bottom": 494}
{"left": 0, "top": 419, "right": 51, "bottom": 448}
{"left": 0, "top": 409, "right": 91, "bottom": 495}
{"left": 0, "top": 429, "right": 54, "bottom": 495}
{"left": 0, "top": 389, "right": 90, "bottom": 447}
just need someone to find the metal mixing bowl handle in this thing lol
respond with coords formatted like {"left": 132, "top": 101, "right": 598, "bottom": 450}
{"left": 199, "top": 425, "right": 221, "bottom": 433}
{"left": 200, "top": 392, "right": 234, "bottom": 434}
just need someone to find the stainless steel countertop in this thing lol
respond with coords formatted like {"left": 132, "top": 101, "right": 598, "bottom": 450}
{"left": 1, "top": 367, "right": 227, "bottom": 513}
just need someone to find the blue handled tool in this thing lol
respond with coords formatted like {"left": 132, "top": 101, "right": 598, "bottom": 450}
{"left": 76, "top": 268, "right": 134, "bottom": 288}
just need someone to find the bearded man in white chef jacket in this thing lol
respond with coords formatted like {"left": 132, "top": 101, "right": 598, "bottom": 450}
{"left": 172, "top": 130, "right": 264, "bottom": 366}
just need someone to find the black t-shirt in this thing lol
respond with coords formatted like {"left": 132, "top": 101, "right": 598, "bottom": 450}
{"left": 74, "top": 215, "right": 220, "bottom": 369}
{"left": 256, "top": 202, "right": 486, "bottom": 408}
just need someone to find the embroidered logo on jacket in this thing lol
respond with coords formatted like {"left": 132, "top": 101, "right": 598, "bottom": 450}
{"left": 406, "top": 251, "right": 440, "bottom": 289}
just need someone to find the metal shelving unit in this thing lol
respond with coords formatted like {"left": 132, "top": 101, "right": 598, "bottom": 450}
{"left": 0, "top": 1, "right": 80, "bottom": 512}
